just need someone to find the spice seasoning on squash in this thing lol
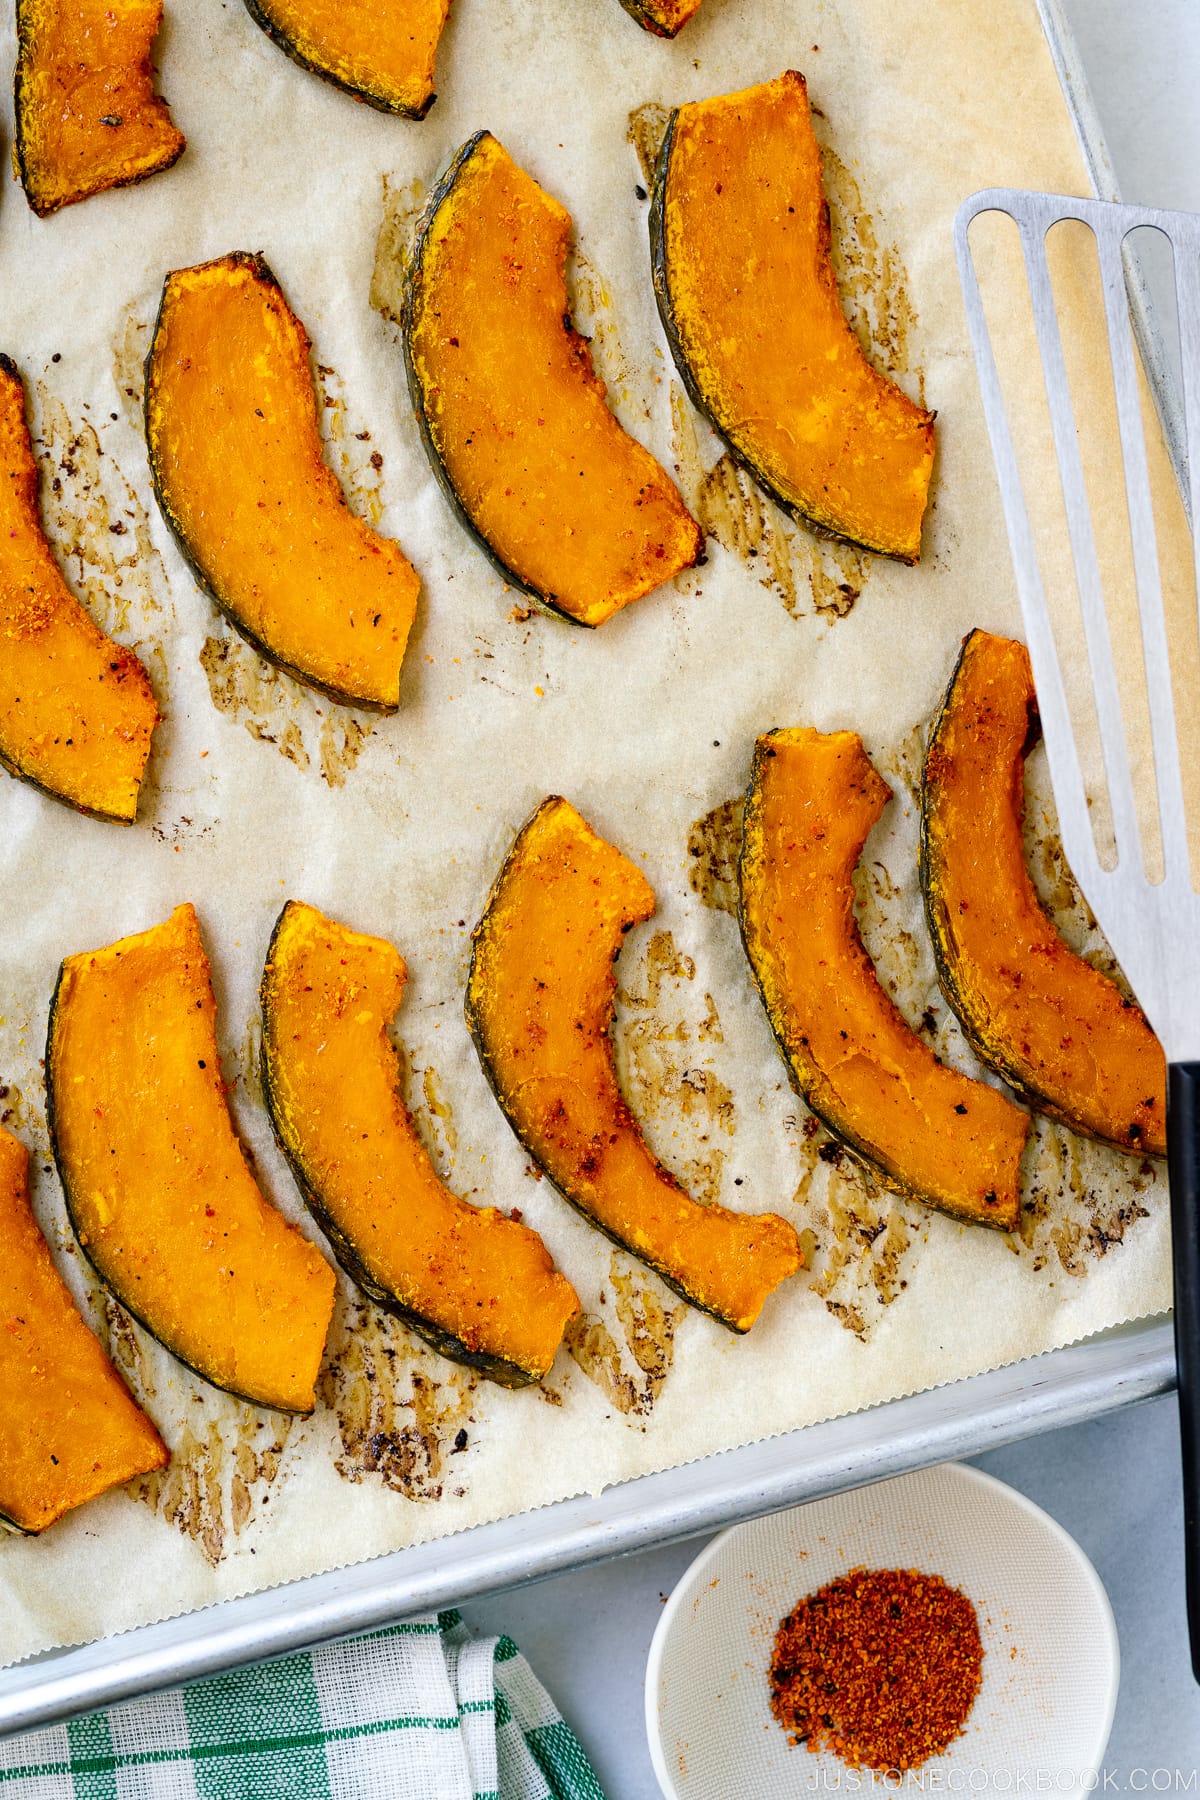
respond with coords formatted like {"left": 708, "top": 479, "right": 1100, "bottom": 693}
{"left": 616, "top": 0, "right": 703, "bottom": 36}
{"left": 0, "top": 1124, "right": 167, "bottom": 1534}
{"left": 145, "top": 252, "right": 420, "bottom": 711}
{"left": 261, "top": 900, "right": 580, "bottom": 1388}
{"left": 651, "top": 70, "right": 935, "bottom": 562}
{"left": 46, "top": 903, "right": 337, "bottom": 1413}
{"left": 769, "top": 1567, "right": 984, "bottom": 1772}
{"left": 739, "top": 727, "right": 1030, "bottom": 1227}
{"left": 243, "top": 0, "right": 451, "bottom": 119}
{"left": 922, "top": 630, "right": 1167, "bottom": 1155}
{"left": 0, "top": 355, "right": 159, "bottom": 823}
{"left": 403, "top": 132, "right": 703, "bottom": 627}
{"left": 13, "top": 0, "right": 185, "bottom": 217}
{"left": 466, "top": 796, "right": 802, "bottom": 1331}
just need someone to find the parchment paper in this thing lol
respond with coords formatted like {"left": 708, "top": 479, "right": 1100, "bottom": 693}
{"left": 0, "top": 0, "right": 1178, "bottom": 1667}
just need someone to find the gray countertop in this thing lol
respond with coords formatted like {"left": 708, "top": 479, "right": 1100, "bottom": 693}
{"left": 467, "top": 3, "right": 1200, "bottom": 1790}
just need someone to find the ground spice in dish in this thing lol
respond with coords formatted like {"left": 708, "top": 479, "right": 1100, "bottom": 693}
{"left": 768, "top": 1566, "right": 984, "bottom": 1772}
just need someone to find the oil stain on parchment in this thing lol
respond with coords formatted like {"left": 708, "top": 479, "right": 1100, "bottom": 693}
{"left": 95, "top": 1293, "right": 294, "bottom": 1567}
{"left": 34, "top": 383, "right": 169, "bottom": 677}
{"left": 319, "top": 1293, "right": 475, "bottom": 1499}
{"left": 565, "top": 1251, "right": 685, "bottom": 1421}
{"left": 199, "top": 626, "right": 372, "bottom": 787}
{"left": 1019, "top": 1118, "right": 1156, "bottom": 1277}
{"left": 371, "top": 174, "right": 427, "bottom": 325}
{"left": 687, "top": 797, "right": 743, "bottom": 916}
{"left": 627, "top": 102, "right": 671, "bottom": 186}
{"left": 111, "top": 308, "right": 151, "bottom": 433}
{"left": 786, "top": 1119, "right": 927, "bottom": 1341}
{"left": 617, "top": 928, "right": 733, "bottom": 1208}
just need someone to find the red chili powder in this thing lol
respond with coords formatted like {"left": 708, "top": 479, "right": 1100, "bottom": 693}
{"left": 768, "top": 1566, "right": 984, "bottom": 1772}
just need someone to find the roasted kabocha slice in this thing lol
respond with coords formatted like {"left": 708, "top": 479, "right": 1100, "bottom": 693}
{"left": 739, "top": 729, "right": 1030, "bottom": 1227}
{"left": 13, "top": 0, "right": 185, "bottom": 217}
{"left": 145, "top": 253, "right": 420, "bottom": 710}
{"left": 466, "top": 797, "right": 802, "bottom": 1330}
{"left": 0, "top": 1125, "right": 168, "bottom": 1533}
{"left": 0, "top": 356, "right": 159, "bottom": 822}
{"left": 46, "top": 903, "right": 337, "bottom": 1412}
{"left": 261, "top": 900, "right": 580, "bottom": 1388}
{"left": 403, "top": 133, "right": 703, "bottom": 626}
{"left": 922, "top": 630, "right": 1167, "bottom": 1154}
{"left": 617, "top": 0, "right": 704, "bottom": 35}
{"left": 651, "top": 71, "right": 935, "bottom": 562}
{"left": 243, "top": 0, "right": 451, "bottom": 118}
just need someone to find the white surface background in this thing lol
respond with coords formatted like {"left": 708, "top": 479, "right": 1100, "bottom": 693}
{"left": 463, "top": 3, "right": 1200, "bottom": 1792}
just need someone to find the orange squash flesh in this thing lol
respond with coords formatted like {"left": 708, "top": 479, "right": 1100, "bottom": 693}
{"left": 617, "top": 0, "right": 704, "bottom": 36}
{"left": 466, "top": 797, "right": 802, "bottom": 1331}
{"left": 244, "top": 0, "right": 451, "bottom": 118}
{"left": 13, "top": 0, "right": 185, "bottom": 217}
{"left": 261, "top": 901, "right": 580, "bottom": 1387}
{"left": 0, "top": 1125, "right": 167, "bottom": 1534}
{"left": 922, "top": 631, "right": 1167, "bottom": 1155}
{"left": 404, "top": 133, "right": 703, "bottom": 627}
{"left": 739, "top": 730, "right": 1029, "bottom": 1227}
{"left": 145, "top": 253, "right": 420, "bottom": 711}
{"left": 46, "top": 903, "right": 337, "bottom": 1413}
{"left": 0, "top": 356, "right": 159, "bottom": 823}
{"left": 652, "top": 71, "right": 935, "bottom": 562}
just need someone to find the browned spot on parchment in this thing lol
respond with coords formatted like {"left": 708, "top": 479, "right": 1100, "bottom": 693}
{"left": 319, "top": 1293, "right": 474, "bottom": 1498}
{"left": 313, "top": 361, "right": 387, "bottom": 530}
{"left": 813, "top": 133, "right": 921, "bottom": 388}
{"left": 565, "top": 1251, "right": 684, "bottom": 1418}
{"left": 199, "top": 629, "right": 371, "bottom": 786}
{"left": 34, "top": 384, "right": 169, "bottom": 664}
{"left": 617, "top": 930, "right": 734, "bottom": 1207}
{"left": 787, "top": 1130, "right": 925, "bottom": 1340}
{"left": 95, "top": 1292, "right": 293, "bottom": 1566}
{"left": 1018, "top": 1117, "right": 1155, "bottom": 1276}
{"left": 111, "top": 308, "right": 151, "bottom": 431}
{"left": 370, "top": 173, "right": 426, "bottom": 324}
{"left": 627, "top": 101, "right": 670, "bottom": 185}
{"left": 687, "top": 797, "right": 743, "bottom": 915}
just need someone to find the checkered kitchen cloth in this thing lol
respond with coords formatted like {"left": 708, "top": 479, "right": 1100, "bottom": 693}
{"left": 0, "top": 1611, "right": 608, "bottom": 1798}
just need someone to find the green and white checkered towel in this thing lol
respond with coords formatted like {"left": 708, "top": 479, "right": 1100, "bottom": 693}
{"left": 0, "top": 1610, "right": 608, "bottom": 1799}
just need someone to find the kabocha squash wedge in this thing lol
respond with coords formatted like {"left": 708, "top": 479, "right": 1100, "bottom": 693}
{"left": 739, "top": 729, "right": 1029, "bottom": 1227}
{"left": 617, "top": 0, "right": 704, "bottom": 36}
{"left": 0, "top": 1125, "right": 167, "bottom": 1534}
{"left": 261, "top": 901, "right": 579, "bottom": 1388}
{"left": 46, "top": 903, "right": 337, "bottom": 1412}
{"left": 146, "top": 253, "right": 420, "bottom": 710}
{"left": 922, "top": 630, "right": 1167, "bottom": 1154}
{"left": 403, "top": 133, "right": 703, "bottom": 627}
{"left": 243, "top": 0, "right": 451, "bottom": 119}
{"left": 0, "top": 356, "right": 159, "bottom": 823}
{"left": 466, "top": 797, "right": 802, "bottom": 1330}
{"left": 651, "top": 71, "right": 935, "bottom": 563}
{"left": 13, "top": 0, "right": 185, "bottom": 217}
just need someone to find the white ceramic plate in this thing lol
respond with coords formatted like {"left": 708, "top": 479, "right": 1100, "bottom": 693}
{"left": 645, "top": 1462, "right": 1119, "bottom": 1799}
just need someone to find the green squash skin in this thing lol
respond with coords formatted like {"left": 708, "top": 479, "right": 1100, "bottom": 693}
{"left": 259, "top": 902, "right": 541, "bottom": 1390}
{"left": 241, "top": 0, "right": 438, "bottom": 118}
{"left": 44, "top": 957, "right": 317, "bottom": 1415}
{"left": 401, "top": 134, "right": 603, "bottom": 632}
{"left": 464, "top": 798, "right": 755, "bottom": 1331}
{"left": 649, "top": 110, "right": 919, "bottom": 565}
{"left": 143, "top": 252, "right": 401, "bottom": 715}
{"left": 0, "top": 354, "right": 151, "bottom": 826}
{"left": 12, "top": 0, "right": 186, "bottom": 217}
{"left": 737, "top": 734, "right": 1019, "bottom": 1229}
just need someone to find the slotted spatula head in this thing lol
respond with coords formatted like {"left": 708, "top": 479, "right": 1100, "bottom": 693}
{"left": 955, "top": 186, "right": 1200, "bottom": 1680}
{"left": 956, "top": 190, "right": 1200, "bottom": 1059}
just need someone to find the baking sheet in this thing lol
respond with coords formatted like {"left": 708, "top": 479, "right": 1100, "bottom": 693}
{"left": 0, "top": 0, "right": 1178, "bottom": 1668}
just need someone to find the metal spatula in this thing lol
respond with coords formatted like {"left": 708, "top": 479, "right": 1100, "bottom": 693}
{"left": 955, "top": 188, "right": 1200, "bottom": 1676}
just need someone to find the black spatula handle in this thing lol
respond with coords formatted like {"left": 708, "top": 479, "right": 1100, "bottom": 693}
{"left": 1170, "top": 1061, "right": 1200, "bottom": 1682}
